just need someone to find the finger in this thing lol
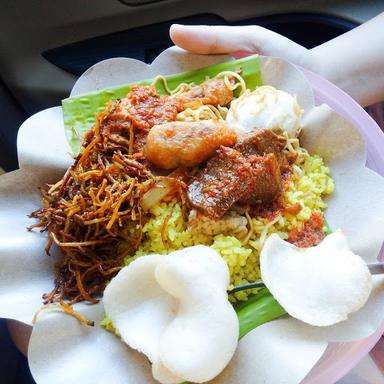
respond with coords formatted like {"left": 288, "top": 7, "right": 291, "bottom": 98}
{"left": 170, "top": 24, "right": 261, "bottom": 54}
{"left": 170, "top": 24, "right": 309, "bottom": 66}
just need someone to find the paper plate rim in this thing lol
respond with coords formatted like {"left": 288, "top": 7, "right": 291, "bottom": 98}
{"left": 3, "top": 54, "right": 384, "bottom": 384}
{"left": 299, "top": 65, "right": 384, "bottom": 384}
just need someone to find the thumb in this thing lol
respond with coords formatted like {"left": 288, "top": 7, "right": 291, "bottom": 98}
{"left": 170, "top": 24, "right": 309, "bottom": 66}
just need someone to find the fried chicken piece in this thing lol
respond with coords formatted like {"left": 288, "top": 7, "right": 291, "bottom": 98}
{"left": 144, "top": 120, "right": 237, "bottom": 169}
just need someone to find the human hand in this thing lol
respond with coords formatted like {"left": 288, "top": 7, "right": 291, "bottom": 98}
{"left": 170, "top": 24, "right": 315, "bottom": 71}
{"left": 170, "top": 16, "right": 384, "bottom": 107}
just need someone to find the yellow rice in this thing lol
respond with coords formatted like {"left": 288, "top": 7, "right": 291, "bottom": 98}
{"left": 124, "top": 152, "right": 335, "bottom": 301}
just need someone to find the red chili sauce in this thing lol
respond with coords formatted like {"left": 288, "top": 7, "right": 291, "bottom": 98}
{"left": 128, "top": 85, "right": 180, "bottom": 130}
{"left": 288, "top": 211, "right": 325, "bottom": 248}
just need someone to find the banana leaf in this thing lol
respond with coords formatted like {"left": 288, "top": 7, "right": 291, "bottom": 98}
{"left": 323, "top": 219, "right": 332, "bottom": 235}
{"left": 62, "top": 55, "right": 262, "bottom": 154}
{"left": 236, "top": 289, "right": 286, "bottom": 339}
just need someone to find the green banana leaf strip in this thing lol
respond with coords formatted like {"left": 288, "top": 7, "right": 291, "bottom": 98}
{"left": 62, "top": 55, "right": 262, "bottom": 154}
{"left": 323, "top": 219, "right": 332, "bottom": 235}
{"left": 236, "top": 288, "right": 286, "bottom": 339}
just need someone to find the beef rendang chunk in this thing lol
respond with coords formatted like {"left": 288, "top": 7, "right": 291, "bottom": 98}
{"left": 233, "top": 128, "right": 286, "bottom": 158}
{"left": 237, "top": 153, "right": 282, "bottom": 205}
{"left": 187, "top": 129, "right": 287, "bottom": 219}
{"left": 188, "top": 146, "right": 254, "bottom": 219}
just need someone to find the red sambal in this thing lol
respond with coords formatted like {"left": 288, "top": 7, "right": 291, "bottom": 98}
{"left": 288, "top": 211, "right": 325, "bottom": 248}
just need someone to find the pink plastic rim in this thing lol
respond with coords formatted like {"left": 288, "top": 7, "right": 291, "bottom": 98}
{"left": 299, "top": 66, "right": 384, "bottom": 384}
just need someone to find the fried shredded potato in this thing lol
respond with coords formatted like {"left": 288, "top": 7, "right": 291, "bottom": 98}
{"left": 29, "top": 103, "right": 157, "bottom": 304}
{"left": 28, "top": 71, "right": 246, "bottom": 306}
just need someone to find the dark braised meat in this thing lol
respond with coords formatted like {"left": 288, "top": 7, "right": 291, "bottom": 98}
{"left": 234, "top": 128, "right": 285, "bottom": 155}
{"left": 188, "top": 129, "right": 288, "bottom": 219}
{"left": 238, "top": 153, "right": 281, "bottom": 205}
{"left": 235, "top": 129, "right": 286, "bottom": 204}
{"left": 188, "top": 147, "right": 254, "bottom": 219}
{"left": 234, "top": 128, "right": 287, "bottom": 167}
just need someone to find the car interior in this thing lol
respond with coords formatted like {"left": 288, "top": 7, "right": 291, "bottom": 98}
{"left": 1, "top": 1, "right": 384, "bottom": 383}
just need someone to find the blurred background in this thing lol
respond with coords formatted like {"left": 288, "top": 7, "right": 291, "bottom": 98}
{"left": 1, "top": 0, "right": 384, "bottom": 383}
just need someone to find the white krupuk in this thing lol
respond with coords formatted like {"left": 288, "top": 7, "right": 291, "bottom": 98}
{"left": 226, "top": 85, "right": 302, "bottom": 137}
{"left": 103, "top": 255, "right": 178, "bottom": 363}
{"left": 260, "top": 232, "right": 373, "bottom": 326}
{"left": 103, "top": 245, "right": 239, "bottom": 384}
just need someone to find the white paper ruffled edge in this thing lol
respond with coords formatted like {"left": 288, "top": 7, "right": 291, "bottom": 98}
{"left": 0, "top": 47, "right": 383, "bottom": 384}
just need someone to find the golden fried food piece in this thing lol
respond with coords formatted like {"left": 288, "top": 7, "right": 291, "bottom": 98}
{"left": 144, "top": 120, "right": 237, "bottom": 169}
{"left": 175, "top": 78, "right": 234, "bottom": 108}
